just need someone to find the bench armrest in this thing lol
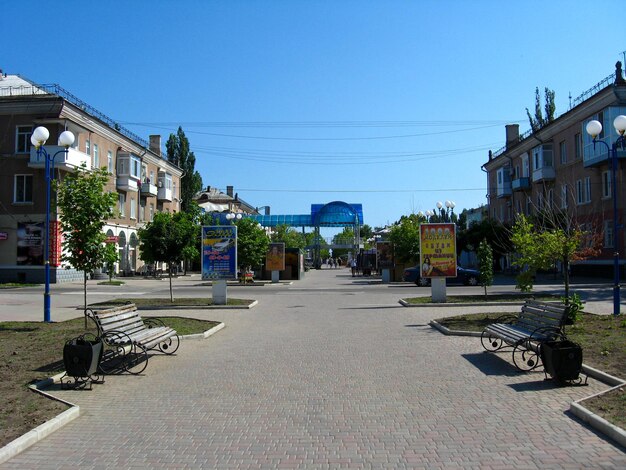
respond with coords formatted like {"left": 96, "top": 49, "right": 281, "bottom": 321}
{"left": 528, "top": 326, "right": 565, "bottom": 342}
{"left": 144, "top": 317, "right": 167, "bottom": 329}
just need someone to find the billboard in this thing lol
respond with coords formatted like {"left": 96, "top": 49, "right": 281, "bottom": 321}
{"left": 419, "top": 223, "right": 457, "bottom": 278}
{"left": 201, "top": 225, "right": 237, "bottom": 280}
{"left": 16, "top": 222, "right": 44, "bottom": 266}
{"left": 376, "top": 241, "right": 394, "bottom": 269}
{"left": 266, "top": 243, "right": 285, "bottom": 271}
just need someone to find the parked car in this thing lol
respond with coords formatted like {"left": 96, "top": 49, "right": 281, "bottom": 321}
{"left": 402, "top": 265, "right": 480, "bottom": 286}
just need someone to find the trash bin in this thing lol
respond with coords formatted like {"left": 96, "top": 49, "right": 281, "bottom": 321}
{"left": 63, "top": 334, "right": 103, "bottom": 378}
{"left": 540, "top": 339, "right": 583, "bottom": 382}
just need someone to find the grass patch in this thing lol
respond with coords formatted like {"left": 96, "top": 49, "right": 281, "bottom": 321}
{"left": 403, "top": 293, "right": 559, "bottom": 304}
{"left": 436, "top": 312, "right": 626, "bottom": 430}
{"left": 97, "top": 280, "right": 125, "bottom": 286}
{"left": 0, "top": 283, "right": 39, "bottom": 289}
{"left": 91, "top": 297, "right": 254, "bottom": 308}
{"left": 0, "top": 316, "right": 218, "bottom": 448}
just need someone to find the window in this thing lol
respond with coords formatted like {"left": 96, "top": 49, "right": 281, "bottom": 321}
{"left": 107, "top": 151, "right": 113, "bottom": 173}
{"left": 141, "top": 165, "right": 147, "bottom": 183}
{"left": 85, "top": 139, "right": 91, "bottom": 156}
{"left": 561, "top": 184, "right": 568, "bottom": 209}
{"left": 604, "top": 221, "right": 614, "bottom": 248}
{"left": 576, "top": 180, "right": 583, "bottom": 205}
{"left": 602, "top": 170, "right": 612, "bottom": 198}
{"left": 559, "top": 141, "right": 567, "bottom": 164}
{"left": 526, "top": 196, "right": 532, "bottom": 214}
{"left": 173, "top": 182, "right": 177, "bottom": 199}
{"left": 93, "top": 144, "right": 99, "bottom": 168}
{"left": 119, "top": 193, "right": 126, "bottom": 217}
{"left": 548, "top": 189, "right": 554, "bottom": 208}
{"left": 522, "top": 153, "right": 529, "bottom": 177}
{"left": 130, "top": 197, "right": 136, "bottom": 220}
{"left": 16, "top": 126, "right": 33, "bottom": 153}
{"left": 575, "top": 133, "right": 582, "bottom": 160}
{"left": 537, "top": 193, "right": 544, "bottom": 210}
{"left": 514, "top": 165, "right": 520, "bottom": 179}
{"left": 14, "top": 175, "right": 33, "bottom": 203}
{"left": 130, "top": 155, "right": 141, "bottom": 179}
{"left": 585, "top": 177, "right": 591, "bottom": 203}
{"left": 139, "top": 200, "right": 146, "bottom": 222}
{"left": 149, "top": 203, "right": 154, "bottom": 222}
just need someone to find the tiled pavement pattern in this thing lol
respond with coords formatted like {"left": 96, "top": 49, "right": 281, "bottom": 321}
{"left": 2, "top": 270, "right": 625, "bottom": 468}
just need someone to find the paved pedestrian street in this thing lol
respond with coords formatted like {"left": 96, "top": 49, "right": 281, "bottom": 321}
{"left": 2, "top": 270, "right": 625, "bottom": 468}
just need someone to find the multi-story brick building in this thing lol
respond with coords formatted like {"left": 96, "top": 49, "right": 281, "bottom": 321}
{"left": 483, "top": 62, "right": 626, "bottom": 276}
{"left": 0, "top": 72, "right": 182, "bottom": 283}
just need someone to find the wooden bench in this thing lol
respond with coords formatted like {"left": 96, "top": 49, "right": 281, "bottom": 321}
{"left": 480, "top": 300, "right": 571, "bottom": 371}
{"left": 86, "top": 303, "right": 180, "bottom": 374}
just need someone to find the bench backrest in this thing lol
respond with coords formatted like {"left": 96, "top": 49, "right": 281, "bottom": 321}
{"left": 89, "top": 304, "right": 147, "bottom": 337}
{"left": 516, "top": 300, "right": 569, "bottom": 332}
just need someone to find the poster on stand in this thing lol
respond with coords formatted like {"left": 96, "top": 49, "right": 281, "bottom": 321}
{"left": 266, "top": 243, "right": 285, "bottom": 271}
{"left": 419, "top": 223, "right": 457, "bottom": 278}
{"left": 201, "top": 225, "right": 237, "bottom": 280}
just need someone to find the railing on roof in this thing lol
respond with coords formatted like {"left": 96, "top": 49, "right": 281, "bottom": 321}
{"left": 491, "top": 71, "right": 616, "bottom": 160}
{"left": 0, "top": 81, "right": 150, "bottom": 149}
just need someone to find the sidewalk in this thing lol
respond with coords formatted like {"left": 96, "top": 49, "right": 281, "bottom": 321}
{"left": 1, "top": 269, "right": 624, "bottom": 468}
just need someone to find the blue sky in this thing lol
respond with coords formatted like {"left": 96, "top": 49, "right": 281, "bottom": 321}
{"left": 3, "top": 1, "right": 625, "bottom": 233}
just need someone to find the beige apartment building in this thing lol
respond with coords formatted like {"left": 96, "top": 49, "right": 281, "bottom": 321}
{"left": 483, "top": 62, "right": 626, "bottom": 276}
{"left": 0, "top": 73, "right": 182, "bottom": 283}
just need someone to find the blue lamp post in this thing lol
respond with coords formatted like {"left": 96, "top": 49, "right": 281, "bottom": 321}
{"left": 586, "top": 114, "right": 626, "bottom": 316}
{"left": 30, "top": 126, "right": 75, "bottom": 322}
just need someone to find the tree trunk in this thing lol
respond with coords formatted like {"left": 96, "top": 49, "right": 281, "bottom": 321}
{"left": 563, "top": 257, "right": 570, "bottom": 301}
{"left": 84, "top": 271, "right": 88, "bottom": 329}
{"left": 169, "top": 267, "right": 173, "bottom": 302}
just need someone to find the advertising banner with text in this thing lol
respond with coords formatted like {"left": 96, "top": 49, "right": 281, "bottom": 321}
{"left": 419, "top": 223, "right": 457, "bottom": 278}
{"left": 201, "top": 225, "right": 237, "bottom": 280}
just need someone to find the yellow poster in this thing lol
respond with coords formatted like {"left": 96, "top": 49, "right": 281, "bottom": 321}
{"left": 266, "top": 243, "right": 285, "bottom": 271}
{"left": 419, "top": 223, "right": 457, "bottom": 278}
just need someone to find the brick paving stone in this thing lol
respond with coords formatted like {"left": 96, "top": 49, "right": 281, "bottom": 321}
{"left": 2, "top": 270, "right": 625, "bottom": 468}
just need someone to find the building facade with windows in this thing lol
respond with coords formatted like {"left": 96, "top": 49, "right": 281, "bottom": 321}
{"left": 483, "top": 62, "right": 626, "bottom": 276}
{"left": 0, "top": 73, "right": 182, "bottom": 282}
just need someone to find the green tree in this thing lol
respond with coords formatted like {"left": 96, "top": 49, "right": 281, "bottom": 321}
{"left": 388, "top": 213, "right": 424, "bottom": 264}
{"left": 270, "top": 224, "right": 306, "bottom": 250}
{"left": 138, "top": 212, "right": 197, "bottom": 301}
{"left": 511, "top": 213, "right": 600, "bottom": 297}
{"left": 477, "top": 239, "right": 494, "bottom": 298}
{"left": 526, "top": 87, "right": 556, "bottom": 132}
{"left": 166, "top": 127, "right": 203, "bottom": 213}
{"left": 54, "top": 164, "right": 117, "bottom": 321}
{"left": 235, "top": 217, "right": 269, "bottom": 273}
{"left": 103, "top": 242, "right": 119, "bottom": 282}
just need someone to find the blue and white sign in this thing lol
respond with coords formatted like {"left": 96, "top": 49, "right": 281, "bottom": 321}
{"left": 201, "top": 225, "right": 237, "bottom": 280}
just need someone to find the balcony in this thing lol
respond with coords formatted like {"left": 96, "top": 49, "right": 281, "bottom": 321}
{"left": 532, "top": 166, "right": 555, "bottom": 182}
{"left": 140, "top": 182, "right": 158, "bottom": 197}
{"left": 157, "top": 186, "right": 172, "bottom": 202}
{"left": 29, "top": 146, "right": 90, "bottom": 171}
{"left": 116, "top": 175, "right": 139, "bottom": 193}
{"left": 512, "top": 177, "right": 530, "bottom": 191}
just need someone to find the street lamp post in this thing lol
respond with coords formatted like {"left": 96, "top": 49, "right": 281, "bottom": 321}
{"left": 31, "top": 126, "right": 75, "bottom": 322}
{"left": 586, "top": 115, "right": 626, "bottom": 316}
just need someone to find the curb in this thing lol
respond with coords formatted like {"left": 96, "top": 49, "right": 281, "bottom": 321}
{"left": 429, "top": 320, "right": 626, "bottom": 448}
{"left": 0, "top": 322, "right": 227, "bottom": 465}
{"left": 571, "top": 384, "right": 626, "bottom": 448}
{"left": 136, "top": 300, "right": 258, "bottom": 310}
{"left": 400, "top": 299, "right": 528, "bottom": 308}
{"left": 0, "top": 374, "right": 79, "bottom": 465}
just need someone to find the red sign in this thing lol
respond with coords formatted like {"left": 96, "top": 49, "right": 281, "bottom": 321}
{"left": 106, "top": 236, "right": 119, "bottom": 244}
{"left": 49, "top": 221, "right": 62, "bottom": 267}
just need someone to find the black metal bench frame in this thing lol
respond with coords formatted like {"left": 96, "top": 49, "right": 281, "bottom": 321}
{"left": 86, "top": 304, "right": 180, "bottom": 375}
{"left": 480, "top": 300, "right": 571, "bottom": 371}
